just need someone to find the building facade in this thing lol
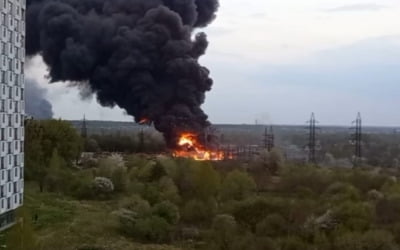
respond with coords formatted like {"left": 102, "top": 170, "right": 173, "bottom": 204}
{"left": 0, "top": 0, "right": 25, "bottom": 230}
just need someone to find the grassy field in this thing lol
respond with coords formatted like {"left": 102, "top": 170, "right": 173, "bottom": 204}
{"left": 23, "top": 182, "right": 187, "bottom": 250}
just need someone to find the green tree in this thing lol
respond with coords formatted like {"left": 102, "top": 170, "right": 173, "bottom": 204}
{"left": 25, "top": 119, "right": 83, "bottom": 192}
{"left": 191, "top": 162, "right": 220, "bottom": 200}
{"left": 209, "top": 214, "right": 238, "bottom": 250}
{"left": 220, "top": 170, "right": 256, "bottom": 201}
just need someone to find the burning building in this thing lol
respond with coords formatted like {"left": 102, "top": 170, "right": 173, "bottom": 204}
{"left": 26, "top": 0, "right": 220, "bottom": 157}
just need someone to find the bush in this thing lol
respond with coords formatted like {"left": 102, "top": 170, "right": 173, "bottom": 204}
{"left": 111, "top": 167, "right": 129, "bottom": 193}
{"left": 92, "top": 177, "right": 114, "bottom": 199}
{"left": 375, "top": 197, "right": 400, "bottom": 224}
{"left": 208, "top": 215, "right": 238, "bottom": 250}
{"left": 230, "top": 196, "right": 286, "bottom": 230}
{"left": 182, "top": 199, "right": 217, "bottom": 224}
{"left": 332, "top": 201, "right": 373, "bottom": 231}
{"left": 279, "top": 236, "right": 309, "bottom": 250}
{"left": 220, "top": 170, "right": 256, "bottom": 201}
{"left": 152, "top": 201, "right": 180, "bottom": 225}
{"left": 256, "top": 214, "right": 287, "bottom": 237}
{"left": 325, "top": 182, "right": 360, "bottom": 202}
{"left": 278, "top": 166, "right": 333, "bottom": 194}
{"left": 133, "top": 215, "right": 172, "bottom": 242}
{"left": 333, "top": 230, "right": 396, "bottom": 250}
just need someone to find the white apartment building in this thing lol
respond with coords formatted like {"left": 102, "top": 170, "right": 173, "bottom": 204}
{"left": 0, "top": 0, "right": 24, "bottom": 230}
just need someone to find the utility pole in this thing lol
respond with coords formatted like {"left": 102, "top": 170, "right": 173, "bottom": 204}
{"left": 351, "top": 112, "right": 362, "bottom": 167}
{"left": 263, "top": 125, "right": 275, "bottom": 152}
{"left": 306, "top": 113, "right": 319, "bottom": 165}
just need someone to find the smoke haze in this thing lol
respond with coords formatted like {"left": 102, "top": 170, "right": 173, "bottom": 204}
{"left": 26, "top": 0, "right": 219, "bottom": 147}
{"left": 25, "top": 78, "right": 54, "bottom": 119}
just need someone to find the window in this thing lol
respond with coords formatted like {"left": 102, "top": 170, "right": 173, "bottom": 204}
{"left": 7, "top": 197, "right": 10, "bottom": 209}
{"left": 0, "top": 100, "right": 4, "bottom": 112}
{"left": 7, "top": 142, "right": 11, "bottom": 155}
{"left": 14, "top": 167, "right": 17, "bottom": 177}
{"left": 0, "top": 157, "right": 3, "bottom": 170}
{"left": 7, "top": 170, "right": 10, "bottom": 182}
{"left": 0, "top": 186, "right": 3, "bottom": 198}
{"left": 13, "top": 182, "right": 16, "bottom": 194}
{"left": 1, "top": 128, "right": 4, "bottom": 140}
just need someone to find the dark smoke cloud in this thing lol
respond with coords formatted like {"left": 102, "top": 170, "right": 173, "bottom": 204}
{"left": 25, "top": 78, "right": 54, "bottom": 119}
{"left": 26, "top": 0, "right": 219, "bottom": 147}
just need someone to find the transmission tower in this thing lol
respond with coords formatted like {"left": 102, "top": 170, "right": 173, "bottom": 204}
{"left": 306, "top": 113, "right": 319, "bottom": 164}
{"left": 350, "top": 112, "right": 362, "bottom": 167}
{"left": 262, "top": 125, "right": 275, "bottom": 152}
{"left": 81, "top": 114, "right": 87, "bottom": 139}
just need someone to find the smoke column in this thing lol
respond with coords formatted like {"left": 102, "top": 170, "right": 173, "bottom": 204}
{"left": 26, "top": 0, "right": 219, "bottom": 147}
{"left": 25, "top": 78, "right": 54, "bottom": 119}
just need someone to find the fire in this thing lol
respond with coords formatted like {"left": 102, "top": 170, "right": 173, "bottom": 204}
{"left": 173, "top": 133, "right": 224, "bottom": 161}
{"left": 138, "top": 118, "right": 151, "bottom": 125}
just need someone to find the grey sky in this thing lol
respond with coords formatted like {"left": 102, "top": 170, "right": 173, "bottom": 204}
{"left": 26, "top": 0, "right": 400, "bottom": 126}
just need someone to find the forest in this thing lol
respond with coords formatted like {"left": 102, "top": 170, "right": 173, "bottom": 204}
{"left": 4, "top": 119, "right": 400, "bottom": 250}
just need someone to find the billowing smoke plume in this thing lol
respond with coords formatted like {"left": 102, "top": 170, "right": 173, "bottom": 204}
{"left": 26, "top": 0, "right": 219, "bottom": 147}
{"left": 25, "top": 78, "right": 54, "bottom": 119}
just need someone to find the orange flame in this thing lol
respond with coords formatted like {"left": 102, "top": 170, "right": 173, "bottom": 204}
{"left": 173, "top": 133, "right": 224, "bottom": 161}
{"left": 138, "top": 118, "right": 151, "bottom": 125}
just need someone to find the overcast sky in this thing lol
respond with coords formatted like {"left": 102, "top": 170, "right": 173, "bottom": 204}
{"left": 26, "top": 0, "right": 400, "bottom": 126}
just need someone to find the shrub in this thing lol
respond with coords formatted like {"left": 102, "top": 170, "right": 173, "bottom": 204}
{"left": 209, "top": 215, "right": 238, "bottom": 250}
{"left": 111, "top": 167, "right": 128, "bottom": 193}
{"left": 279, "top": 236, "right": 309, "bottom": 250}
{"left": 220, "top": 170, "right": 256, "bottom": 201}
{"left": 230, "top": 196, "right": 286, "bottom": 230}
{"left": 325, "top": 182, "right": 360, "bottom": 202}
{"left": 375, "top": 197, "right": 400, "bottom": 224}
{"left": 256, "top": 214, "right": 287, "bottom": 237}
{"left": 182, "top": 199, "right": 217, "bottom": 224}
{"left": 332, "top": 201, "right": 373, "bottom": 231}
{"left": 92, "top": 177, "right": 114, "bottom": 198}
{"left": 152, "top": 201, "right": 180, "bottom": 225}
{"left": 133, "top": 215, "right": 172, "bottom": 242}
{"left": 279, "top": 166, "right": 333, "bottom": 194}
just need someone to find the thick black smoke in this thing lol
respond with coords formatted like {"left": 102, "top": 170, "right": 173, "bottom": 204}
{"left": 26, "top": 0, "right": 219, "bottom": 147}
{"left": 25, "top": 78, "right": 54, "bottom": 119}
